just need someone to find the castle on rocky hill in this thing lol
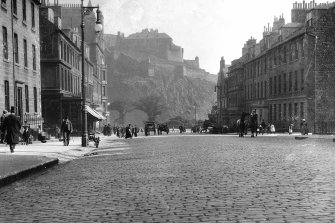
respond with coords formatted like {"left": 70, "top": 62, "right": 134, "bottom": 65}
{"left": 104, "top": 29, "right": 216, "bottom": 83}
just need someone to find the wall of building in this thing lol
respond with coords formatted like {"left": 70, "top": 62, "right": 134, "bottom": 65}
{"left": 218, "top": 1, "right": 335, "bottom": 133}
{"left": 0, "top": 0, "right": 42, "bottom": 124}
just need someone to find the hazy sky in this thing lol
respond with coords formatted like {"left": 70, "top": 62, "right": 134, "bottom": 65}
{"left": 60, "top": 0, "right": 331, "bottom": 74}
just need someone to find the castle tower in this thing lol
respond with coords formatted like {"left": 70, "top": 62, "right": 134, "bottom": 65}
{"left": 220, "top": 57, "right": 225, "bottom": 72}
{"left": 195, "top": 56, "right": 199, "bottom": 69}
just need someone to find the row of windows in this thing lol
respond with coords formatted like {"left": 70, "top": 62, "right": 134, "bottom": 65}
{"left": 60, "top": 67, "right": 81, "bottom": 95}
{"left": 60, "top": 40, "right": 80, "bottom": 70}
{"left": 2, "top": 26, "right": 36, "bottom": 69}
{"left": 245, "top": 81, "right": 267, "bottom": 100}
{"left": 269, "top": 102, "right": 304, "bottom": 122}
{"left": 1, "top": 0, "right": 36, "bottom": 28}
{"left": 3, "top": 80, "right": 38, "bottom": 113}
{"left": 244, "top": 69, "right": 305, "bottom": 100}
{"left": 269, "top": 69, "right": 304, "bottom": 96}
{"left": 245, "top": 38, "right": 304, "bottom": 79}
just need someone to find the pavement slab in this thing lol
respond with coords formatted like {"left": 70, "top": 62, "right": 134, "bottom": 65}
{"left": 0, "top": 155, "right": 58, "bottom": 187}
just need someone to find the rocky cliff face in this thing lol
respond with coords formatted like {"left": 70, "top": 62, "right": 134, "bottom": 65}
{"left": 104, "top": 31, "right": 216, "bottom": 125}
{"left": 107, "top": 71, "right": 216, "bottom": 125}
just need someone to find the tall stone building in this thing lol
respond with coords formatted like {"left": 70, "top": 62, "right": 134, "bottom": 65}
{"left": 40, "top": 0, "right": 107, "bottom": 132}
{"left": 218, "top": 1, "right": 335, "bottom": 133}
{"left": 0, "top": 0, "right": 43, "bottom": 129}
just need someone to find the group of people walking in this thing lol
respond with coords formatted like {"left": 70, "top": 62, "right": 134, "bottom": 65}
{"left": 238, "top": 109, "right": 308, "bottom": 137}
{"left": 113, "top": 124, "right": 140, "bottom": 139}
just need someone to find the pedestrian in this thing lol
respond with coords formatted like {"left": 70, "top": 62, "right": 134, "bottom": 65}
{"left": 300, "top": 119, "right": 308, "bottom": 135}
{"left": 261, "top": 119, "right": 266, "bottom": 135}
{"left": 132, "top": 125, "right": 138, "bottom": 137}
{"left": 22, "top": 125, "right": 31, "bottom": 145}
{"left": 0, "top": 110, "right": 8, "bottom": 143}
{"left": 54, "top": 125, "right": 61, "bottom": 139}
{"left": 270, "top": 123, "right": 276, "bottom": 134}
{"left": 61, "top": 116, "right": 73, "bottom": 146}
{"left": 125, "top": 124, "right": 132, "bottom": 139}
{"left": 289, "top": 123, "right": 293, "bottom": 135}
{"left": 1, "top": 106, "right": 21, "bottom": 153}
{"left": 116, "top": 126, "right": 120, "bottom": 137}
{"left": 250, "top": 110, "right": 258, "bottom": 137}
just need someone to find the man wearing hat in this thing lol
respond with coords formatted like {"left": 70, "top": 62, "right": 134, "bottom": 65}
{"left": 1, "top": 106, "right": 21, "bottom": 153}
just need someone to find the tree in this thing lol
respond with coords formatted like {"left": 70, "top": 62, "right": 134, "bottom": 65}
{"left": 108, "top": 100, "right": 134, "bottom": 125}
{"left": 133, "top": 95, "right": 166, "bottom": 122}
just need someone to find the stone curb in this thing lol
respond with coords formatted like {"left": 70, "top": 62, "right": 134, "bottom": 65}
{"left": 0, "top": 158, "right": 59, "bottom": 188}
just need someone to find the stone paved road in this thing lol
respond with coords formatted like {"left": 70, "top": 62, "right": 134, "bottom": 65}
{"left": 1, "top": 135, "right": 335, "bottom": 222}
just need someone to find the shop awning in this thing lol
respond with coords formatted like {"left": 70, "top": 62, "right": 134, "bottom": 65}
{"left": 86, "top": 106, "right": 106, "bottom": 120}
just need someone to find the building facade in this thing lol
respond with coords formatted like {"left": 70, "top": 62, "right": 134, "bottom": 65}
{"left": 218, "top": 1, "right": 335, "bottom": 133}
{"left": 40, "top": 1, "right": 107, "bottom": 133}
{"left": 0, "top": 0, "right": 43, "bottom": 129}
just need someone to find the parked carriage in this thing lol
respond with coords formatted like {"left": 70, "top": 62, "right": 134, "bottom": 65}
{"left": 157, "top": 123, "right": 169, "bottom": 135}
{"left": 144, "top": 122, "right": 156, "bottom": 136}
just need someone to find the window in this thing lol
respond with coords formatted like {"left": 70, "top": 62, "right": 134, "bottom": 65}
{"left": 283, "top": 73, "right": 287, "bottom": 93}
{"left": 32, "top": 44, "right": 36, "bottom": 70}
{"left": 301, "top": 69, "right": 304, "bottom": 91}
{"left": 102, "top": 86, "right": 106, "bottom": 96}
{"left": 102, "top": 70, "right": 106, "bottom": 81}
{"left": 60, "top": 68, "right": 64, "bottom": 90}
{"left": 257, "top": 82, "right": 259, "bottom": 98}
{"left": 60, "top": 41, "right": 63, "bottom": 59}
{"left": 274, "top": 104, "right": 277, "bottom": 121}
{"left": 294, "top": 103, "right": 298, "bottom": 116}
{"left": 283, "top": 46, "right": 287, "bottom": 63}
{"left": 23, "top": 39, "right": 28, "bottom": 67}
{"left": 278, "top": 75, "right": 281, "bottom": 94}
{"left": 300, "top": 102, "right": 304, "bottom": 119}
{"left": 289, "top": 44, "right": 293, "bottom": 62}
{"left": 14, "top": 33, "right": 19, "bottom": 63}
{"left": 4, "top": 80, "right": 10, "bottom": 111}
{"left": 269, "top": 78, "right": 272, "bottom": 96}
{"left": 274, "top": 76, "right": 277, "bottom": 95}
{"left": 264, "top": 81, "right": 267, "bottom": 97}
{"left": 22, "top": 0, "right": 26, "bottom": 21}
{"left": 295, "top": 42, "right": 299, "bottom": 60}
{"left": 25, "top": 85, "right": 29, "bottom": 112}
{"left": 278, "top": 104, "right": 282, "bottom": 120}
{"left": 283, "top": 104, "right": 287, "bottom": 120}
{"left": 2, "top": 26, "right": 8, "bottom": 59}
{"left": 269, "top": 104, "right": 272, "bottom": 121}
{"left": 13, "top": 0, "right": 17, "bottom": 15}
{"left": 261, "top": 82, "right": 263, "bottom": 98}
{"left": 289, "top": 103, "right": 292, "bottom": 119}
{"left": 33, "top": 87, "right": 37, "bottom": 112}
{"left": 31, "top": 2, "right": 35, "bottom": 28}
{"left": 294, "top": 71, "right": 298, "bottom": 91}
{"left": 289, "top": 72, "right": 292, "bottom": 92}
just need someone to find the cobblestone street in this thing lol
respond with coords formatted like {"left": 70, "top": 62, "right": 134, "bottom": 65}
{"left": 1, "top": 134, "right": 335, "bottom": 222}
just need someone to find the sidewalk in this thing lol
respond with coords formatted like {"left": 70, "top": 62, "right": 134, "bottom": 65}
{"left": 0, "top": 135, "right": 118, "bottom": 188}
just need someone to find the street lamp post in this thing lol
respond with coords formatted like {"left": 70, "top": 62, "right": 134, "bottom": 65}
{"left": 81, "top": 0, "right": 103, "bottom": 147}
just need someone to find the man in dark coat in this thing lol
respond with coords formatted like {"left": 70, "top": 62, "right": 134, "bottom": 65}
{"left": 2, "top": 107, "right": 21, "bottom": 153}
{"left": 125, "top": 124, "right": 132, "bottom": 139}
{"left": 61, "top": 116, "right": 73, "bottom": 146}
